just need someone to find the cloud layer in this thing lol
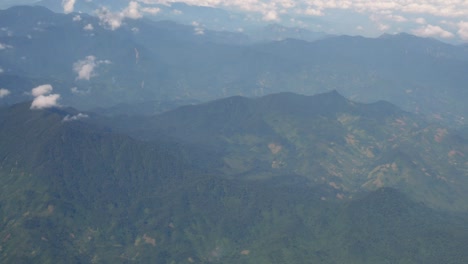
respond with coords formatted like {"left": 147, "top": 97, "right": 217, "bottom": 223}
{"left": 133, "top": 0, "right": 468, "bottom": 41}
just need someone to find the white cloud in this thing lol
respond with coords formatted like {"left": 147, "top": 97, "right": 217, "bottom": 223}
{"left": 73, "top": 56, "right": 96, "bottom": 80}
{"left": 73, "top": 56, "right": 110, "bottom": 80}
{"left": 302, "top": 8, "right": 323, "bottom": 16}
{"left": 0, "top": 42, "right": 12, "bottom": 50}
{"left": 62, "top": 0, "right": 76, "bottom": 14}
{"left": 414, "top": 17, "right": 426, "bottom": 25}
{"left": 142, "top": 7, "right": 161, "bottom": 14}
{"left": 413, "top": 24, "right": 454, "bottom": 39}
{"left": 457, "top": 21, "right": 468, "bottom": 41}
{"left": 0, "top": 68, "right": 4, "bottom": 74}
{"left": 192, "top": 21, "right": 205, "bottom": 35}
{"left": 263, "top": 10, "right": 279, "bottom": 21}
{"left": 63, "top": 113, "right": 89, "bottom": 122}
{"left": 31, "top": 94, "right": 61, "bottom": 109}
{"left": 0, "top": 88, "right": 10, "bottom": 98}
{"left": 71, "top": 87, "right": 89, "bottom": 95}
{"left": 172, "top": 9, "right": 183, "bottom": 15}
{"left": 30, "top": 84, "right": 60, "bottom": 110}
{"left": 32, "top": 84, "right": 53, "bottom": 97}
{"left": 96, "top": 1, "right": 158, "bottom": 30}
{"left": 72, "top": 15, "right": 82, "bottom": 21}
{"left": 96, "top": 7, "right": 124, "bottom": 30}
{"left": 84, "top": 24, "right": 94, "bottom": 31}
{"left": 123, "top": 1, "right": 143, "bottom": 19}
{"left": 377, "top": 23, "right": 390, "bottom": 31}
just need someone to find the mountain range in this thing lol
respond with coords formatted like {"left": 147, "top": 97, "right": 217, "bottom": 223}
{"left": 106, "top": 91, "right": 468, "bottom": 212}
{"left": 0, "top": 6, "right": 466, "bottom": 130}
{"left": 1, "top": 4, "right": 468, "bottom": 263}
{"left": 1, "top": 93, "right": 468, "bottom": 263}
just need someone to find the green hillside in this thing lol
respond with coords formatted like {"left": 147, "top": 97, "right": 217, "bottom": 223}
{"left": 0, "top": 100, "right": 467, "bottom": 263}
{"left": 121, "top": 91, "right": 468, "bottom": 211}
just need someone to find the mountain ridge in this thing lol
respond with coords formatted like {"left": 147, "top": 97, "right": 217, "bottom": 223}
{"left": 1, "top": 100, "right": 468, "bottom": 263}
{"left": 112, "top": 91, "right": 468, "bottom": 211}
{"left": 0, "top": 5, "right": 466, "bottom": 129}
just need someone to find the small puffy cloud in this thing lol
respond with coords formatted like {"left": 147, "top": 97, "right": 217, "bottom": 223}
{"left": 74, "top": 56, "right": 96, "bottom": 80}
{"left": 263, "top": 10, "right": 279, "bottom": 21}
{"left": 142, "top": 7, "right": 161, "bottom": 14}
{"left": 192, "top": 21, "right": 205, "bottom": 35}
{"left": 123, "top": 1, "right": 143, "bottom": 19}
{"left": 63, "top": 113, "right": 89, "bottom": 122}
{"left": 0, "top": 42, "right": 12, "bottom": 50}
{"left": 302, "top": 8, "right": 323, "bottom": 16}
{"left": 414, "top": 17, "right": 426, "bottom": 25}
{"left": 62, "top": 0, "right": 76, "bottom": 14}
{"left": 0, "top": 88, "right": 10, "bottom": 98}
{"left": 172, "top": 9, "right": 183, "bottom": 15}
{"left": 31, "top": 94, "right": 61, "bottom": 109}
{"left": 73, "top": 56, "right": 110, "bottom": 80}
{"left": 30, "top": 84, "right": 60, "bottom": 110}
{"left": 71, "top": 87, "right": 90, "bottom": 95}
{"left": 413, "top": 24, "right": 454, "bottom": 39}
{"left": 0, "top": 68, "right": 4, "bottom": 74}
{"left": 194, "top": 28, "right": 204, "bottom": 35}
{"left": 377, "top": 23, "right": 390, "bottom": 31}
{"left": 32, "top": 84, "right": 53, "bottom": 97}
{"left": 97, "top": 1, "right": 157, "bottom": 30}
{"left": 72, "top": 15, "right": 82, "bottom": 21}
{"left": 96, "top": 7, "right": 124, "bottom": 30}
{"left": 84, "top": 24, "right": 94, "bottom": 31}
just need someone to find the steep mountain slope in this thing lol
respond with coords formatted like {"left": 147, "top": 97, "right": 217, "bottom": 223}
{"left": 122, "top": 91, "right": 468, "bottom": 211}
{"left": 1, "top": 101, "right": 468, "bottom": 263}
{"left": 0, "top": 102, "right": 196, "bottom": 262}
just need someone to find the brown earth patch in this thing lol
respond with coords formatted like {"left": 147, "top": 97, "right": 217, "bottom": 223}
{"left": 268, "top": 143, "right": 282, "bottom": 154}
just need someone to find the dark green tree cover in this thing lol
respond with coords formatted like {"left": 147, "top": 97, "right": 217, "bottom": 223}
{"left": 114, "top": 91, "right": 468, "bottom": 212}
{"left": 0, "top": 96, "right": 467, "bottom": 263}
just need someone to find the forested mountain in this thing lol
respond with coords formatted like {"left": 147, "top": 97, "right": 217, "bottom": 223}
{"left": 109, "top": 91, "right": 468, "bottom": 212}
{"left": 1, "top": 4, "right": 468, "bottom": 264}
{"left": 0, "top": 101, "right": 467, "bottom": 263}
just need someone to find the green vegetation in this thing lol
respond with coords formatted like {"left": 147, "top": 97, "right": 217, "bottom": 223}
{"left": 1, "top": 94, "right": 467, "bottom": 263}
{"left": 120, "top": 91, "right": 468, "bottom": 211}
{"left": 0, "top": 6, "right": 467, "bottom": 262}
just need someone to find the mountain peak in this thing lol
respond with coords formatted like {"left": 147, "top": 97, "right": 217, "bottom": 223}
{"left": 3, "top": 4, "right": 54, "bottom": 15}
